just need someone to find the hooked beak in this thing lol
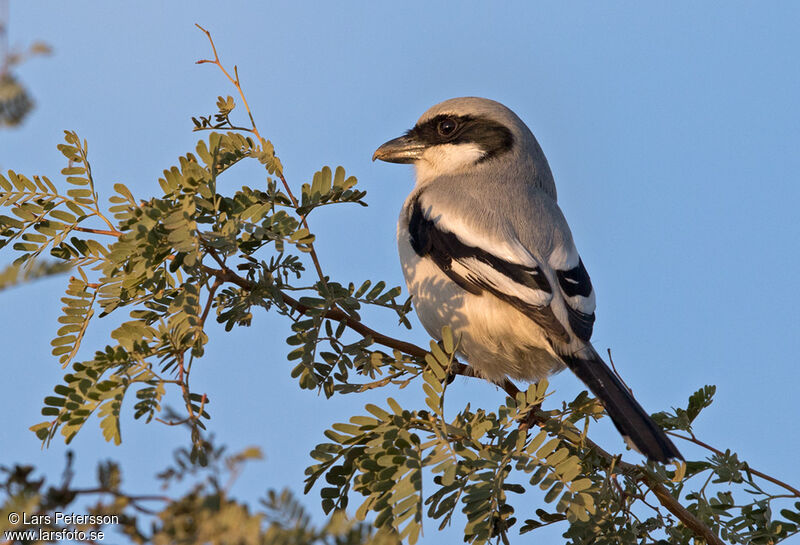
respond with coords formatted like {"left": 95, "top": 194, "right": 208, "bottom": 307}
{"left": 372, "top": 134, "right": 426, "bottom": 164}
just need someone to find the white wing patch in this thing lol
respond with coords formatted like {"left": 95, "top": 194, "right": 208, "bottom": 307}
{"left": 457, "top": 256, "right": 552, "bottom": 308}
{"left": 548, "top": 242, "right": 580, "bottom": 271}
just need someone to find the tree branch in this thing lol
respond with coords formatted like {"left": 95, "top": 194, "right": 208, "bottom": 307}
{"left": 198, "top": 261, "right": 724, "bottom": 544}
{"left": 643, "top": 476, "right": 724, "bottom": 545}
{"left": 46, "top": 79, "right": 727, "bottom": 540}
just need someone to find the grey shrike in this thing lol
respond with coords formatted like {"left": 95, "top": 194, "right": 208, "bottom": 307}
{"left": 373, "top": 97, "right": 682, "bottom": 463}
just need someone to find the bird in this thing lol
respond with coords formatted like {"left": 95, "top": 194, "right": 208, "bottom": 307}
{"left": 372, "top": 97, "right": 682, "bottom": 463}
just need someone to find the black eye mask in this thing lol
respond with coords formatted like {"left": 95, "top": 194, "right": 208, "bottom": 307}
{"left": 406, "top": 114, "right": 515, "bottom": 163}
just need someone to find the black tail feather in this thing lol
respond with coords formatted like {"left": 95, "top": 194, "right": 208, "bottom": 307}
{"left": 562, "top": 347, "right": 682, "bottom": 463}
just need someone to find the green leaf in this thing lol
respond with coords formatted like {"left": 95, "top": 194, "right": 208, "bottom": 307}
{"left": 441, "top": 325, "right": 454, "bottom": 354}
{"left": 536, "top": 437, "right": 559, "bottom": 459}
{"left": 687, "top": 384, "right": 716, "bottom": 422}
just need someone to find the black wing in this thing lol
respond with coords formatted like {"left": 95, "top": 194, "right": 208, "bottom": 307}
{"left": 556, "top": 259, "right": 595, "bottom": 342}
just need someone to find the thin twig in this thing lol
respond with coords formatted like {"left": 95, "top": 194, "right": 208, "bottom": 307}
{"left": 73, "top": 226, "right": 122, "bottom": 237}
{"left": 155, "top": 416, "right": 190, "bottom": 427}
{"left": 70, "top": 486, "right": 170, "bottom": 515}
{"left": 72, "top": 487, "right": 170, "bottom": 503}
{"left": 199, "top": 277, "right": 222, "bottom": 328}
{"left": 669, "top": 431, "right": 800, "bottom": 498}
{"left": 607, "top": 348, "right": 633, "bottom": 395}
{"left": 176, "top": 352, "right": 198, "bottom": 427}
{"left": 194, "top": 24, "right": 330, "bottom": 290}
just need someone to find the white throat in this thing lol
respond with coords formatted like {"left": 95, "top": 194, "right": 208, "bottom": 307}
{"left": 414, "top": 143, "right": 485, "bottom": 186}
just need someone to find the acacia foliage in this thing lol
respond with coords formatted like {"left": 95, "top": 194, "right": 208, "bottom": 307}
{"left": 1, "top": 92, "right": 799, "bottom": 545}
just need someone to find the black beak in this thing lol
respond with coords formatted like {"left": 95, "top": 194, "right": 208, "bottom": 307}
{"left": 372, "top": 134, "right": 426, "bottom": 164}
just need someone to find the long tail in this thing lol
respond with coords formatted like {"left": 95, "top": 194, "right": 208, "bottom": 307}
{"left": 562, "top": 346, "right": 682, "bottom": 463}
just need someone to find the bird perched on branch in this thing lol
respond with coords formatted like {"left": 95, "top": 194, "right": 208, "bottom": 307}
{"left": 373, "top": 97, "right": 681, "bottom": 463}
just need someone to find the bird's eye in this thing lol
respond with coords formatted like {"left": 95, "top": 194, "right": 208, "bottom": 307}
{"left": 437, "top": 118, "right": 457, "bottom": 136}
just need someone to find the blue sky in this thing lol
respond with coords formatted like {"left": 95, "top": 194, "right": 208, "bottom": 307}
{"left": 2, "top": 2, "right": 799, "bottom": 543}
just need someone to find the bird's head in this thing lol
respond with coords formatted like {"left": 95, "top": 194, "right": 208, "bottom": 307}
{"left": 373, "top": 97, "right": 555, "bottom": 194}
